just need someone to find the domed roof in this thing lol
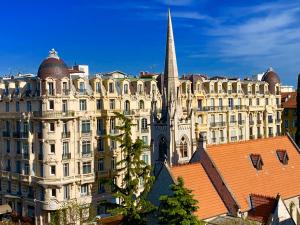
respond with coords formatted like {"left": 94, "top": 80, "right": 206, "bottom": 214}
{"left": 37, "top": 49, "right": 70, "bottom": 80}
{"left": 261, "top": 67, "right": 280, "bottom": 85}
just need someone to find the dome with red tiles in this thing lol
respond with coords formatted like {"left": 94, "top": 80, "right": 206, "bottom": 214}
{"left": 261, "top": 68, "right": 280, "bottom": 94}
{"left": 37, "top": 49, "right": 69, "bottom": 80}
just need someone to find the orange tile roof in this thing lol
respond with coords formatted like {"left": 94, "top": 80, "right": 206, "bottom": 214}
{"left": 206, "top": 136, "right": 300, "bottom": 212}
{"left": 170, "top": 163, "right": 228, "bottom": 219}
{"left": 281, "top": 92, "right": 296, "bottom": 108}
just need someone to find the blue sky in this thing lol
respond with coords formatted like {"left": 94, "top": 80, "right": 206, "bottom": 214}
{"left": 0, "top": 0, "right": 300, "bottom": 85}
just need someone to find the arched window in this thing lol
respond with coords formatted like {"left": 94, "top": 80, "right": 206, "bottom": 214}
{"left": 124, "top": 84, "right": 129, "bottom": 94}
{"left": 124, "top": 100, "right": 130, "bottom": 113}
{"left": 180, "top": 137, "right": 188, "bottom": 158}
{"left": 159, "top": 137, "right": 167, "bottom": 160}
{"left": 141, "top": 118, "right": 147, "bottom": 130}
{"left": 139, "top": 100, "right": 144, "bottom": 110}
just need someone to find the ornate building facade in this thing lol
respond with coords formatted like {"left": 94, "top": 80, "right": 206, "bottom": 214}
{"left": 0, "top": 10, "right": 283, "bottom": 224}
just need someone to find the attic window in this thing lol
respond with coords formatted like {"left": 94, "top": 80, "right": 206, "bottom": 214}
{"left": 250, "top": 154, "right": 264, "bottom": 170}
{"left": 276, "top": 150, "right": 289, "bottom": 165}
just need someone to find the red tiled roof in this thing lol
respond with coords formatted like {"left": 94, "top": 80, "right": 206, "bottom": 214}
{"left": 281, "top": 92, "right": 296, "bottom": 109}
{"left": 248, "top": 194, "right": 277, "bottom": 224}
{"left": 170, "top": 163, "right": 228, "bottom": 219}
{"left": 206, "top": 136, "right": 300, "bottom": 212}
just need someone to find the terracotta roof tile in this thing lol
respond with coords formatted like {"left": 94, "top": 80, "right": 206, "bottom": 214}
{"left": 281, "top": 92, "right": 296, "bottom": 109}
{"left": 170, "top": 163, "right": 228, "bottom": 219}
{"left": 206, "top": 136, "right": 300, "bottom": 212}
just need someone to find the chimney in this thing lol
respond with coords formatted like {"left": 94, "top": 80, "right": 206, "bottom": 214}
{"left": 198, "top": 133, "right": 207, "bottom": 151}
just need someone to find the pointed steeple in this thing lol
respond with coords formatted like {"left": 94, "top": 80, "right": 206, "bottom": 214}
{"left": 164, "top": 9, "right": 179, "bottom": 106}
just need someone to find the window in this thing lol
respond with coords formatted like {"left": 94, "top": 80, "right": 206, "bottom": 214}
{"left": 210, "top": 98, "right": 215, "bottom": 107}
{"left": 49, "top": 123, "right": 55, "bottom": 132}
{"left": 97, "top": 119, "right": 104, "bottom": 134}
{"left": 110, "top": 118, "right": 115, "bottom": 131}
{"left": 50, "top": 165, "right": 56, "bottom": 175}
{"left": 124, "top": 84, "right": 128, "bottom": 94}
{"left": 96, "top": 99, "right": 103, "bottom": 110}
{"left": 98, "top": 138, "right": 104, "bottom": 151}
{"left": 63, "top": 163, "right": 69, "bottom": 177}
{"left": 141, "top": 118, "right": 148, "bottom": 130}
{"left": 16, "top": 102, "right": 19, "bottom": 112}
{"left": 179, "top": 137, "right": 188, "bottom": 158}
{"left": 256, "top": 98, "right": 260, "bottom": 106}
{"left": 276, "top": 150, "right": 289, "bottom": 165}
{"left": 138, "top": 84, "right": 143, "bottom": 94}
{"left": 111, "top": 140, "right": 117, "bottom": 150}
{"left": 109, "top": 82, "right": 114, "bottom": 93}
{"left": 62, "top": 100, "right": 68, "bottom": 112}
{"left": 266, "top": 98, "right": 269, "bottom": 105}
{"left": 50, "top": 144, "right": 55, "bottom": 153}
{"left": 109, "top": 99, "right": 115, "bottom": 109}
{"left": 82, "top": 141, "right": 91, "bottom": 154}
{"left": 142, "top": 136, "right": 148, "bottom": 145}
{"left": 98, "top": 181, "right": 105, "bottom": 193}
{"left": 5, "top": 102, "right": 9, "bottom": 112}
{"left": 81, "top": 184, "right": 89, "bottom": 196}
{"left": 16, "top": 161, "right": 21, "bottom": 173}
{"left": 111, "top": 157, "right": 116, "bottom": 170}
{"left": 98, "top": 158, "right": 104, "bottom": 171}
{"left": 142, "top": 154, "right": 149, "bottom": 165}
{"left": 83, "top": 162, "right": 91, "bottom": 174}
{"left": 228, "top": 98, "right": 234, "bottom": 109}
{"left": 81, "top": 120, "right": 91, "bottom": 133}
{"left": 79, "top": 99, "right": 87, "bottom": 111}
{"left": 62, "top": 82, "right": 68, "bottom": 92}
{"left": 139, "top": 100, "right": 144, "bottom": 109}
{"left": 124, "top": 100, "right": 130, "bottom": 112}
{"left": 48, "top": 82, "right": 54, "bottom": 95}
{"left": 250, "top": 154, "right": 263, "bottom": 170}
{"left": 49, "top": 100, "right": 54, "bottom": 110}
{"left": 6, "top": 140, "right": 10, "bottom": 153}
{"left": 51, "top": 189, "right": 56, "bottom": 197}
{"left": 63, "top": 142, "right": 69, "bottom": 155}
{"left": 96, "top": 82, "right": 101, "bottom": 93}
{"left": 284, "top": 120, "right": 288, "bottom": 129}
{"left": 218, "top": 98, "right": 223, "bottom": 107}
{"left": 26, "top": 101, "right": 32, "bottom": 112}
{"left": 63, "top": 185, "right": 70, "bottom": 199}
{"left": 197, "top": 99, "right": 202, "bottom": 110}
{"left": 79, "top": 82, "right": 85, "bottom": 92}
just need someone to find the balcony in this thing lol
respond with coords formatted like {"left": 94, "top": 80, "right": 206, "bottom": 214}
{"left": 97, "top": 129, "right": 106, "bottom": 135}
{"left": 238, "top": 120, "right": 245, "bottom": 125}
{"left": 231, "top": 136, "right": 238, "bottom": 141}
{"left": 82, "top": 151, "right": 93, "bottom": 158}
{"left": 78, "top": 89, "right": 88, "bottom": 95}
{"left": 33, "top": 110, "right": 75, "bottom": 119}
{"left": 47, "top": 89, "right": 55, "bottom": 96}
{"left": 61, "top": 132, "right": 71, "bottom": 138}
{"left": 141, "top": 128, "right": 149, "bottom": 133}
{"left": 250, "top": 135, "right": 255, "bottom": 140}
{"left": 62, "top": 153, "right": 71, "bottom": 160}
{"left": 210, "top": 122, "right": 226, "bottom": 127}
{"left": 268, "top": 119, "right": 274, "bottom": 123}
{"left": 13, "top": 132, "right": 29, "bottom": 139}
{"left": 62, "top": 89, "right": 70, "bottom": 95}
{"left": 2, "top": 131, "right": 10, "bottom": 138}
{"left": 81, "top": 131, "right": 92, "bottom": 136}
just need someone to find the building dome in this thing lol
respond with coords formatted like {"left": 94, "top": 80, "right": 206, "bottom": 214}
{"left": 261, "top": 68, "right": 280, "bottom": 94}
{"left": 37, "top": 49, "right": 70, "bottom": 80}
{"left": 262, "top": 67, "right": 280, "bottom": 85}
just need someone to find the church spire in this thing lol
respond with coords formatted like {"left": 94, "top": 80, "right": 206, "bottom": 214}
{"left": 164, "top": 9, "right": 179, "bottom": 106}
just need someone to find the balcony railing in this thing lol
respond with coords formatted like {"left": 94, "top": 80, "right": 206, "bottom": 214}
{"left": 33, "top": 110, "right": 75, "bottom": 118}
{"left": 97, "top": 129, "right": 106, "bottom": 135}
{"left": 47, "top": 89, "right": 55, "bottom": 96}
{"left": 210, "top": 122, "right": 226, "bottom": 127}
{"left": 82, "top": 151, "right": 93, "bottom": 158}
{"left": 61, "top": 132, "right": 71, "bottom": 138}
{"left": 231, "top": 136, "right": 238, "bottom": 141}
{"left": 62, "top": 153, "right": 71, "bottom": 160}
{"left": 141, "top": 128, "right": 149, "bottom": 133}
{"left": 238, "top": 120, "right": 245, "bottom": 125}
{"left": 13, "top": 132, "right": 29, "bottom": 139}
{"left": 62, "top": 89, "right": 70, "bottom": 95}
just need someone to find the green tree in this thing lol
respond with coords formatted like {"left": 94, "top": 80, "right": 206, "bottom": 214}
{"left": 158, "top": 177, "right": 204, "bottom": 225}
{"left": 296, "top": 74, "right": 300, "bottom": 146}
{"left": 103, "top": 112, "right": 155, "bottom": 225}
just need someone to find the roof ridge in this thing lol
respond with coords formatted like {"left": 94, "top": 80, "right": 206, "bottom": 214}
{"left": 171, "top": 161, "right": 200, "bottom": 168}
{"left": 207, "top": 136, "right": 288, "bottom": 149}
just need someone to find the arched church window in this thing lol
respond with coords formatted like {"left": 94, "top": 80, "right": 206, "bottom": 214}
{"left": 139, "top": 100, "right": 144, "bottom": 110}
{"left": 180, "top": 137, "right": 188, "bottom": 158}
{"left": 159, "top": 137, "right": 167, "bottom": 160}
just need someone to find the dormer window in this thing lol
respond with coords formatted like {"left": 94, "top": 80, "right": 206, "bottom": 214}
{"left": 79, "top": 82, "right": 85, "bottom": 93}
{"left": 250, "top": 154, "right": 264, "bottom": 170}
{"left": 276, "top": 150, "right": 289, "bottom": 165}
{"left": 96, "top": 82, "right": 101, "bottom": 93}
{"left": 138, "top": 84, "right": 143, "bottom": 94}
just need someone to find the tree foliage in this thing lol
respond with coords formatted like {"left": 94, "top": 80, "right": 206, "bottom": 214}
{"left": 158, "top": 177, "right": 204, "bottom": 225}
{"left": 295, "top": 74, "right": 300, "bottom": 146}
{"left": 50, "top": 200, "right": 95, "bottom": 225}
{"left": 104, "top": 112, "right": 155, "bottom": 225}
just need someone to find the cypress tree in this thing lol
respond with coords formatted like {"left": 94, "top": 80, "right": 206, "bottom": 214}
{"left": 103, "top": 112, "right": 155, "bottom": 225}
{"left": 158, "top": 177, "right": 204, "bottom": 225}
{"left": 295, "top": 74, "right": 300, "bottom": 146}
